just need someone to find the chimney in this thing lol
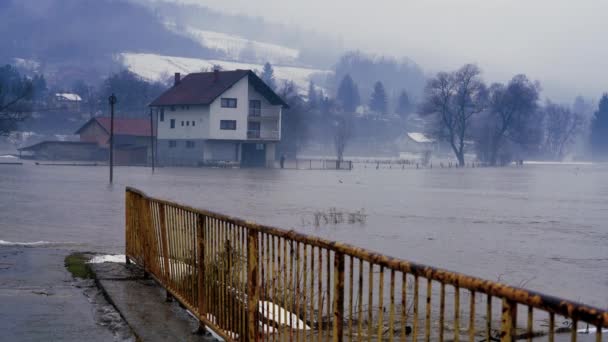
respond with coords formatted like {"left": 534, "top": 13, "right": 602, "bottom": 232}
{"left": 174, "top": 72, "right": 181, "bottom": 86}
{"left": 213, "top": 68, "right": 219, "bottom": 82}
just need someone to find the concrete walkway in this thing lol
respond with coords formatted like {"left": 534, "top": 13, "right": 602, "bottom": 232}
{"left": 91, "top": 261, "right": 217, "bottom": 342}
{"left": 0, "top": 247, "right": 130, "bottom": 341}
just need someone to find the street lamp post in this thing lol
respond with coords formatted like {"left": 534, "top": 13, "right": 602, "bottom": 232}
{"left": 109, "top": 94, "right": 117, "bottom": 184}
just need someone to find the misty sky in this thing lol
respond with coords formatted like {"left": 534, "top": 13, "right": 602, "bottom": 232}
{"left": 168, "top": 0, "right": 607, "bottom": 101}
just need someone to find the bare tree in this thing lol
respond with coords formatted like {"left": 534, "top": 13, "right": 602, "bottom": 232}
{"left": 420, "top": 64, "right": 486, "bottom": 166}
{"left": 333, "top": 113, "right": 353, "bottom": 167}
{"left": 0, "top": 82, "right": 33, "bottom": 136}
{"left": 477, "top": 75, "right": 540, "bottom": 165}
{"left": 543, "top": 101, "right": 585, "bottom": 160}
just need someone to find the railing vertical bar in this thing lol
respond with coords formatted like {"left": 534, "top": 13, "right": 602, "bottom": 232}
{"left": 486, "top": 294, "right": 492, "bottom": 342}
{"left": 378, "top": 266, "right": 385, "bottom": 341}
{"left": 425, "top": 279, "right": 432, "bottom": 342}
{"left": 247, "top": 228, "right": 260, "bottom": 342}
{"left": 500, "top": 298, "right": 516, "bottom": 342}
{"left": 326, "top": 249, "right": 332, "bottom": 342}
{"left": 333, "top": 252, "right": 345, "bottom": 342}
{"left": 439, "top": 282, "right": 445, "bottom": 342}
{"left": 310, "top": 245, "right": 315, "bottom": 342}
{"left": 413, "top": 275, "right": 419, "bottom": 342}
{"left": 280, "top": 237, "right": 286, "bottom": 341}
{"left": 241, "top": 226, "right": 247, "bottom": 341}
{"left": 367, "top": 263, "right": 373, "bottom": 342}
{"left": 596, "top": 324, "right": 602, "bottom": 342}
{"left": 159, "top": 204, "right": 170, "bottom": 287}
{"left": 264, "top": 233, "right": 270, "bottom": 339}
{"left": 526, "top": 305, "right": 533, "bottom": 342}
{"left": 454, "top": 286, "right": 460, "bottom": 342}
{"left": 259, "top": 231, "right": 265, "bottom": 338}
{"left": 389, "top": 270, "right": 395, "bottom": 342}
{"left": 272, "top": 235, "right": 277, "bottom": 342}
{"left": 571, "top": 320, "right": 577, "bottom": 342}
{"left": 401, "top": 272, "right": 407, "bottom": 342}
{"left": 295, "top": 241, "right": 301, "bottom": 342}
{"left": 197, "top": 214, "right": 205, "bottom": 319}
{"left": 318, "top": 247, "right": 323, "bottom": 342}
{"left": 348, "top": 256, "right": 354, "bottom": 342}
{"left": 357, "top": 260, "right": 363, "bottom": 342}
{"left": 549, "top": 312, "right": 555, "bottom": 342}
{"left": 469, "top": 291, "right": 475, "bottom": 342}
{"left": 303, "top": 243, "right": 308, "bottom": 342}
{"left": 290, "top": 240, "right": 295, "bottom": 339}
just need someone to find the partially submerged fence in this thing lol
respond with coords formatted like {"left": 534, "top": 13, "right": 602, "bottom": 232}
{"left": 274, "top": 159, "right": 353, "bottom": 170}
{"left": 125, "top": 187, "right": 607, "bottom": 341}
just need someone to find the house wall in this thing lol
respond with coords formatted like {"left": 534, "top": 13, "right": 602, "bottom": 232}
{"left": 157, "top": 139, "right": 206, "bottom": 166}
{"left": 157, "top": 105, "right": 210, "bottom": 140}
{"left": 208, "top": 76, "right": 249, "bottom": 140}
{"left": 79, "top": 122, "right": 109, "bottom": 146}
{"left": 248, "top": 83, "right": 282, "bottom": 140}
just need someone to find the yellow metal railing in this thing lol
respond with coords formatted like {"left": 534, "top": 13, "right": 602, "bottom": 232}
{"left": 125, "top": 187, "right": 607, "bottom": 342}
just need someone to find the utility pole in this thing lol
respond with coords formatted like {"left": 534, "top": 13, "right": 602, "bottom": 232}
{"left": 149, "top": 108, "right": 155, "bottom": 173}
{"left": 109, "top": 93, "right": 117, "bottom": 184}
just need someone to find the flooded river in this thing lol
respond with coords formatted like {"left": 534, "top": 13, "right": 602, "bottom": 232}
{"left": 0, "top": 162, "right": 606, "bottom": 308}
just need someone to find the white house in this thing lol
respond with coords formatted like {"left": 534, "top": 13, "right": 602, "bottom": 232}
{"left": 149, "top": 70, "right": 288, "bottom": 167}
{"left": 396, "top": 132, "right": 438, "bottom": 155}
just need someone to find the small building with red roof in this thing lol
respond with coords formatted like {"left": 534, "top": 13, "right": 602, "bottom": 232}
{"left": 19, "top": 116, "right": 154, "bottom": 165}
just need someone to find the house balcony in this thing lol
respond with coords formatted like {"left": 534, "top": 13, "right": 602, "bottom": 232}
{"left": 248, "top": 109, "right": 280, "bottom": 120}
{"left": 247, "top": 130, "right": 280, "bottom": 140}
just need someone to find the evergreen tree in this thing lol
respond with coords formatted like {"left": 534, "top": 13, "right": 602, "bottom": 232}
{"left": 369, "top": 81, "right": 388, "bottom": 114}
{"left": 395, "top": 90, "right": 411, "bottom": 117}
{"left": 307, "top": 81, "right": 318, "bottom": 108}
{"left": 260, "top": 62, "right": 276, "bottom": 90}
{"left": 591, "top": 93, "right": 608, "bottom": 160}
{"left": 336, "top": 74, "right": 360, "bottom": 113}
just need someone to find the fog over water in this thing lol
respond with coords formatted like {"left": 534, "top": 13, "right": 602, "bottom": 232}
{"left": 1, "top": 163, "right": 606, "bottom": 308}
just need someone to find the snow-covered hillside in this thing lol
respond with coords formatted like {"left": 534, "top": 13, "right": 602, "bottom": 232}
{"left": 164, "top": 22, "right": 299, "bottom": 65}
{"left": 119, "top": 52, "right": 331, "bottom": 93}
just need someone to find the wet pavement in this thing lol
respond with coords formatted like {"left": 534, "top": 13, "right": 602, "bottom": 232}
{"left": 91, "top": 261, "right": 217, "bottom": 342}
{"left": 0, "top": 246, "right": 131, "bottom": 341}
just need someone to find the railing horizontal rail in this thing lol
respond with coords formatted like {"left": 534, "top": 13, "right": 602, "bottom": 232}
{"left": 125, "top": 186, "right": 607, "bottom": 342}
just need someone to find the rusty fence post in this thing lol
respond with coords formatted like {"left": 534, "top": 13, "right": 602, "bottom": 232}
{"left": 197, "top": 213, "right": 207, "bottom": 332}
{"left": 247, "top": 229, "right": 260, "bottom": 341}
{"left": 333, "top": 252, "right": 345, "bottom": 342}
{"left": 500, "top": 298, "right": 517, "bottom": 342}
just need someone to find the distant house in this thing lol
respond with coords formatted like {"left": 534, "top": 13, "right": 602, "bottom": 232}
{"left": 19, "top": 117, "right": 153, "bottom": 165}
{"left": 18, "top": 141, "right": 104, "bottom": 161}
{"left": 149, "top": 69, "right": 288, "bottom": 167}
{"left": 396, "top": 132, "right": 438, "bottom": 155}
{"left": 54, "top": 93, "right": 82, "bottom": 112}
{"left": 75, "top": 117, "right": 153, "bottom": 165}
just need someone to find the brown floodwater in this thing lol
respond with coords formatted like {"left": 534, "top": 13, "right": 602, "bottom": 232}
{"left": 0, "top": 162, "right": 606, "bottom": 309}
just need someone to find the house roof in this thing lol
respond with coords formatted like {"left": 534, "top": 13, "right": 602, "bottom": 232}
{"left": 75, "top": 117, "right": 152, "bottom": 136}
{"left": 55, "top": 93, "right": 82, "bottom": 101}
{"left": 149, "top": 69, "right": 289, "bottom": 108}
{"left": 407, "top": 132, "right": 435, "bottom": 143}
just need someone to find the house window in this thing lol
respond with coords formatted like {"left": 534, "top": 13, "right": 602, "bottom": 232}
{"left": 159, "top": 108, "right": 164, "bottom": 122}
{"left": 220, "top": 120, "right": 237, "bottom": 130}
{"left": 192, "top": 121, "right": 195, "bottom": 126}
{"left": 169, "top": 140, "right": 177, "bottom": 148}
{"left": 186, "top": 121, "right": 190, "bottom": 126}
{"left": 249, "top": 100, "right": 261, "bottom": 116}
{"left": 221, "top": 98, "right": 237, "bottom": 108}
{"left": 170, "top": 106, "right": 176, "bottom": 111}
{"left": 170, "top": 119, "right": 175, "bottom": 129}
{"left": 186, "top": 141, "right": 195, "bottom": 148}
{"left": 181, "top": 121, "right": 184, "bottom": 126}
{"left": 181, "top": 105, "right": 190, "bottom": 110}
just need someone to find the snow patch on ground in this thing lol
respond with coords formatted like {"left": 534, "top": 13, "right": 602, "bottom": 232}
{"left": 88, "top": 254, "right": 126, "bottom": 264}
{"left": 119, "top": 52, "right": 331, "bottom": 93}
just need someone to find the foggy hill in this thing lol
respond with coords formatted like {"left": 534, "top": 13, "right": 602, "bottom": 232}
{"left": 0, "top": 0, "right": 222, "bottom": 82}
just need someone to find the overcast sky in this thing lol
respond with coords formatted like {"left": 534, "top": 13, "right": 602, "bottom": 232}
{"left": 169, "top": 0, "right": 607, "bottom": 102}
